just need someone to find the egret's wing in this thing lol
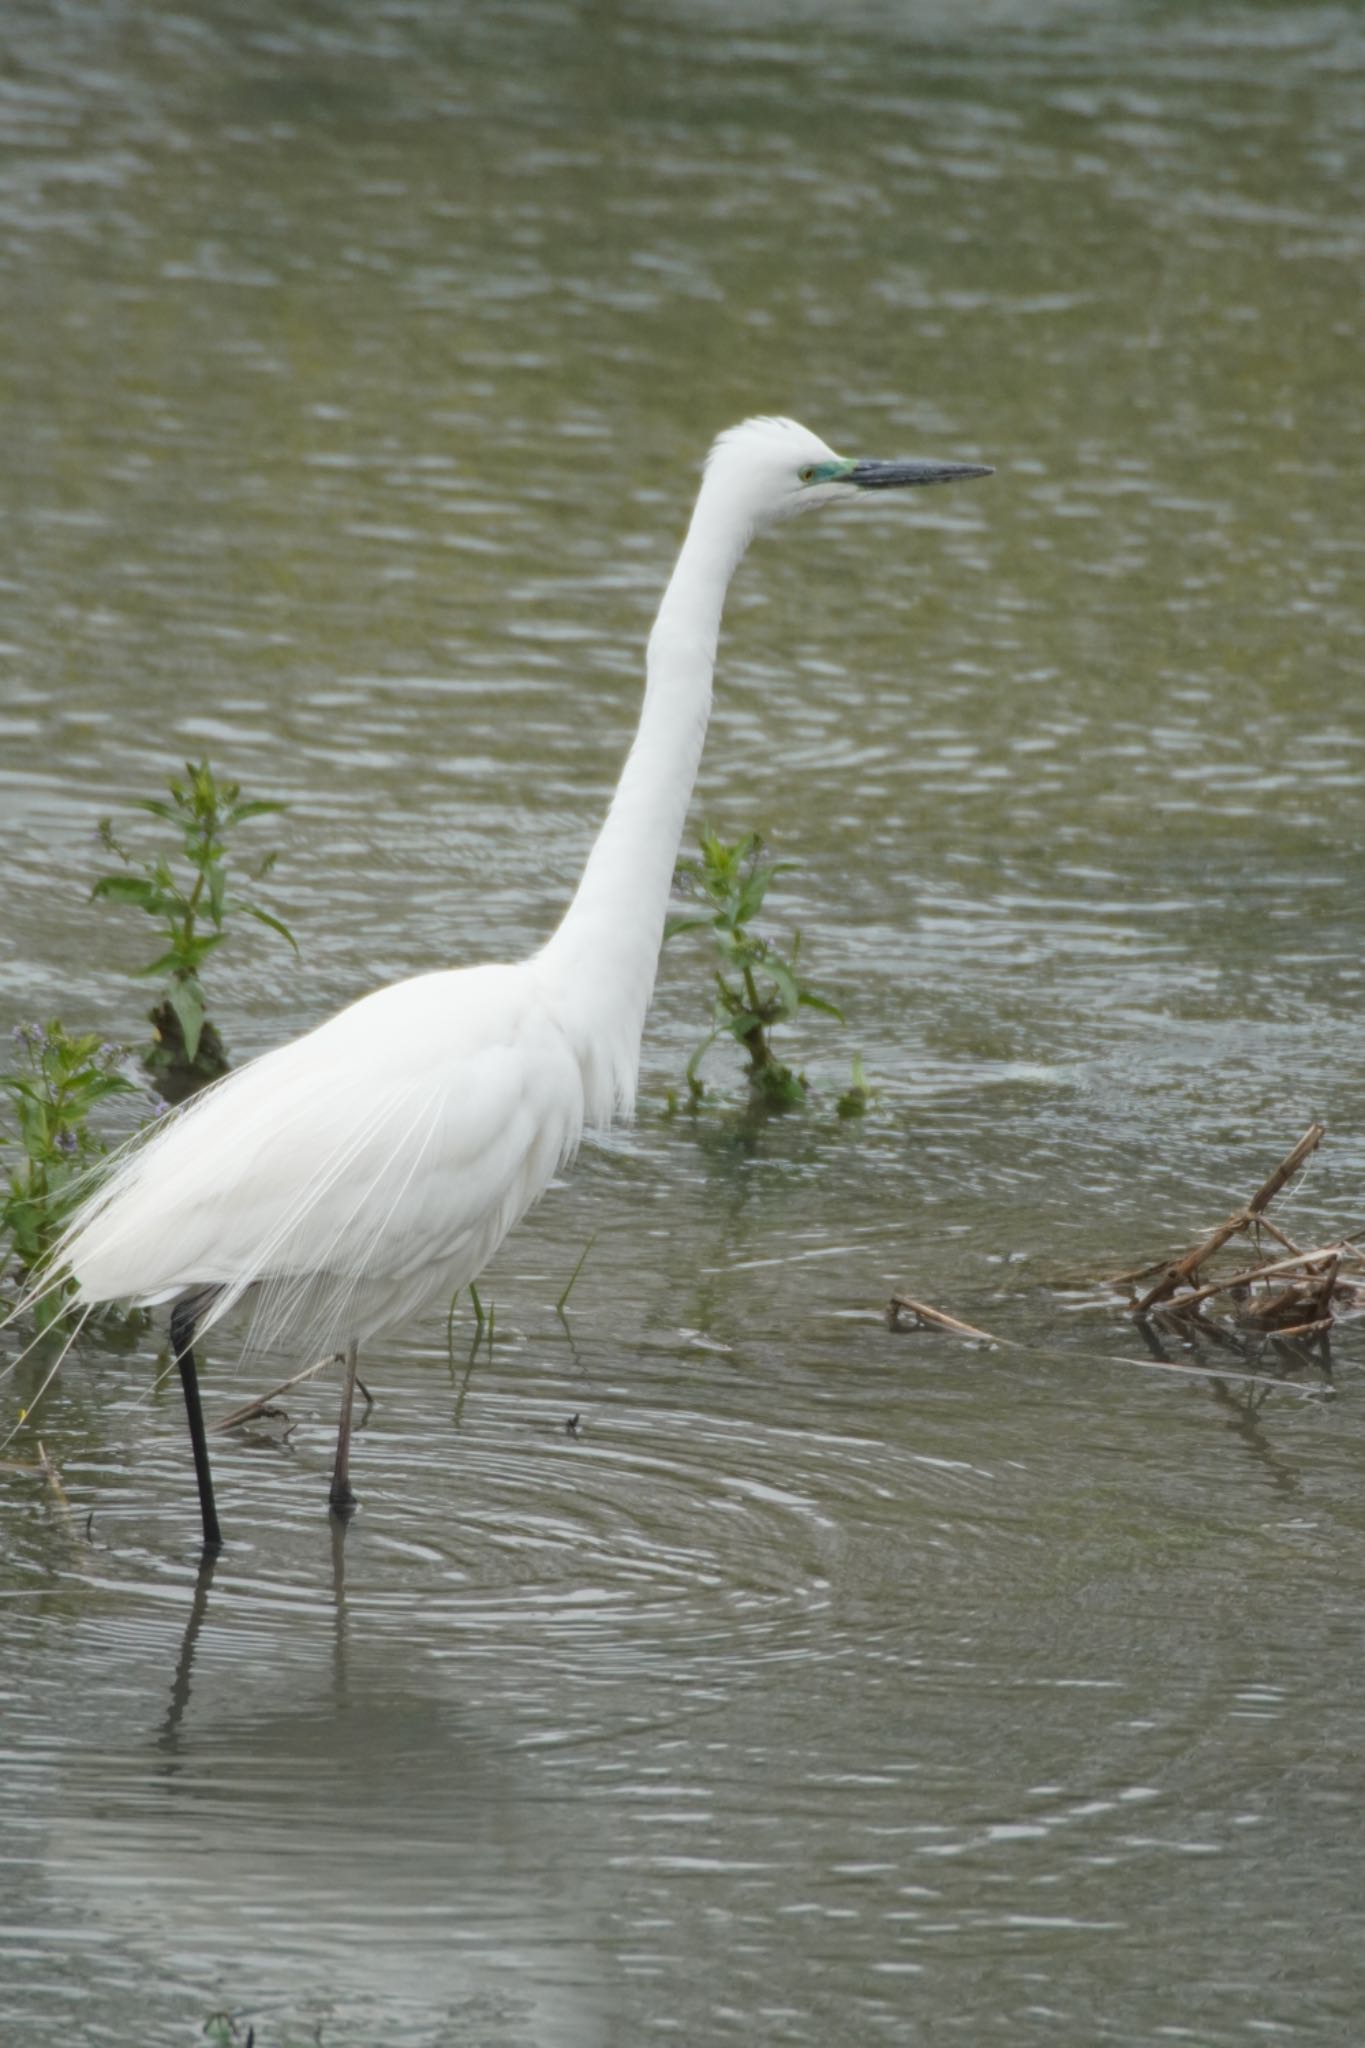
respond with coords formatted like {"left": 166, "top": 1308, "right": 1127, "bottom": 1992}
{"left": 58, "top": 964, "right": 584, "bottom": 1355}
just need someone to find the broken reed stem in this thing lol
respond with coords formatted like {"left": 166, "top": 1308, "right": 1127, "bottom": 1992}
{"left": 35, "top": 1438, "right": 90, "bottom": 1560}
{"left": 1106, "top": 1253, "right": 1186, "bottom": 1287}
{"left": 888, "top": 1295, "right": 1012, "bottom": 1347}
{"left": 887, "top": 1124, "right": 1351, "bottom": 1401}
{"left": 1312, "top": 1254, "right": 1341, "bottom": 1321}
{"left": 37, "top": 1439, "right": 71, "bottom": 1515}
{"left": 1134, "top": 1122, "right": 1326, "bottom": 1316}
{"left": 1148, "top": 1240, "right": 1356, "bottom": 1317}
{"left": 889, "top": 1293, "right": 1354, "bottom": 1409}
{"left": 212, "top": 1353, "right": 339, "bottom": 1433}
{"left": 886, "top": 1302, "right": 1328, "bottom": 1398}
{"left": 1249, "top": 1215, "right": 1306, "bottom": 1258}
{"left": 1240, "top": 1287, "right": 1313, "bottom": 1331}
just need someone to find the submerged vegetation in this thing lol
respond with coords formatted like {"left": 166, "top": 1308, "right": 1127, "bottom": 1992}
{"left": 94, "top": 760, "right": 295, "bottom": 1100}
{"left": 665, "top": 827, "right": 865, "bottom": 1114}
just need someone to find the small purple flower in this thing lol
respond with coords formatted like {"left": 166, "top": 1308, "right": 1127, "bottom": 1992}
{"left": 55, "top": 1129, "right": 79, "bottom": 1154}
{"left": 151, "top": 1097, "right": 171, "bottom": 1119}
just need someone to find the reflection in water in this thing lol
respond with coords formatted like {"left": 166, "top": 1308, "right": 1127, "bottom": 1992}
{"left": 1207, "top": 1380, "right": 1301, "bottom": 1500}
{"left": 157, "top": 1550, "right": 218, "bottom": 1759}
{"left": 67, "top": 1551, "right": 605, "bottom": 2046}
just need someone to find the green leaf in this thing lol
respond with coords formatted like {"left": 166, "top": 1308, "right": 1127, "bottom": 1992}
{"left": 92, "top": 875, "right": 164, "bottom": 909}
{"left": 239, "top": 902, "right": 299, "bottom": 955}
{"left": 227, "top": 799, "right": 284, "bottom": 823}
{"left": 735, "top": 863, "right": 778, "bottom": 926}
{"left": 131, "top": 932, "right": 224, "bottom": 977}
{"left": 167, "top": 979, "right": 206, "bottom": 1062}
{"left": 74, "top": 1073, "right": 134, "bottom": 1108}
{"left": 685, "top": 1029, "right": 719, "bottom": 1089}
{"left": 765, "top": 958, "right": 800, "bottom": 1019}
{"left": 206, "top": 862, "right": 227, "bottom": 927}
{"left": 722, "top": 1009, "right": 763, "bottom": 1042}
{"left": 797, "top": 989, "right": 846, "bottom": 1023}
{"left": 663, "top": 913, "right": 714, "bottom": 943}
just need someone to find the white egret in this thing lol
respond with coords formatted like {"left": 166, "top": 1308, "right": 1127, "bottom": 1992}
{"left": 52, "top": 416, "right": 992, "bottom": 1549}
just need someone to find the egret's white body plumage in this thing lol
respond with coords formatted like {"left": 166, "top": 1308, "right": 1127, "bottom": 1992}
{"left": 47, "top": 415, "right": 990, "bottom": 1535}
{"left": 65, "top": 963, "right": 585, "bottom": 1356}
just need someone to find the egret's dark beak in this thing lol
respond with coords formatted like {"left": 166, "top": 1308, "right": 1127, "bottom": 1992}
{"left": 849, "top": 459, "right": 994, "bottom": 489}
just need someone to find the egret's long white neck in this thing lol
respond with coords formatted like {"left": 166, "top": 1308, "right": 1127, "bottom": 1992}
{"left": 538, "top": 468, "right": 756, "bottom": 1122}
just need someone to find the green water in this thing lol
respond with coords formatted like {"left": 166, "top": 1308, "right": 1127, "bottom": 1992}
{"left": 2, "top": 3, "right": 1363, "bottom": 2042}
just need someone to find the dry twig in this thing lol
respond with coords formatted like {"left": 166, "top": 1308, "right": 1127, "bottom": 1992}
{"left": 212, "top": 1353, "right": 338, "bottom": 1433}
{"left": 887, "top": 1295, "right": 1010, "bottom": 1346}
{"left": 1117, "top": 1124, "right": 1362, "bottom": 1350}
{"left": 1135, "top": 1123, "right": 1325, "bottom": 1315}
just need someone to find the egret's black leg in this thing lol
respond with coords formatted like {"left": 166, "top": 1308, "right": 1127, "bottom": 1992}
{"left": 330, "top": 1341, "right": 360, "bottom": 1517}
{"left": 170, "top": 1298, "right": 223, "bottom": 1552}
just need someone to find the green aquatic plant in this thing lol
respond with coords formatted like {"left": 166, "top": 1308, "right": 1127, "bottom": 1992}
{"left": 835, "top": 1051, "right": 875, "bottom": 1120}
{"left": 0, "top": 1022, "right": 137, "bottom": 1329}
{"left": 94, "top": 759, "right": 295, "bottom": 1098}
{"left": 202, "top": 2015, "right": 255, "bottom": 2047}
{"left": 664, "top": 827, "right": 850, "bottom": 1110}
{"left": 555, "top": 1232, "right": 596, "bottom": 1317}
{"left": 445, "top": 1279, "right": 496, "bottom": 1366}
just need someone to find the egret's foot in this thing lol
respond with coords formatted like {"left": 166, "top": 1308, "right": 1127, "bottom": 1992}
{"left": 329, "top": 1483, "right": 358, "bottom": 1519}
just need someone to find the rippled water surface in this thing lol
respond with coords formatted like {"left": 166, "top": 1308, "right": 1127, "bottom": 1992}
{"left": 3, "top": 2, "right": 1364, "bottom": 2042}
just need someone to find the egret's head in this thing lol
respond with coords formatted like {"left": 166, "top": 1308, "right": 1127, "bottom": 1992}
{"left": 703, "top": 414, "right": 993, "bottom": 538}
